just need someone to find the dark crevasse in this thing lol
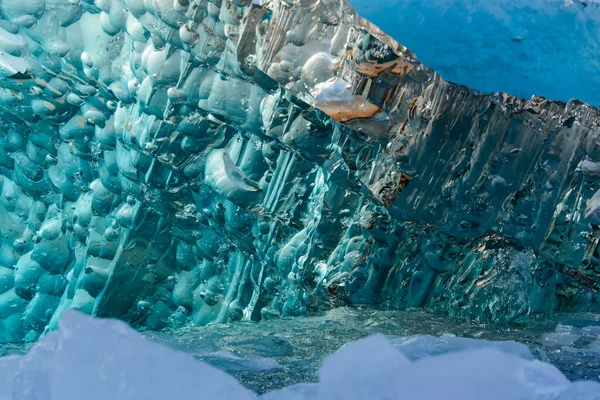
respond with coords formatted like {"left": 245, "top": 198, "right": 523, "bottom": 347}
{"left": 0, "top": 0, "right": 599, "bottom": 343}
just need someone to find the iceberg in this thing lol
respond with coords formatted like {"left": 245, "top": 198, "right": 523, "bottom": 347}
{"left": 0, "top": 310, "right": 256, "bottom": 400}
{"left": 2, "top": 310, "right": 600, "bottom": 400}
{"left": 0, "top": 0, "right": 599, "bottom": 343}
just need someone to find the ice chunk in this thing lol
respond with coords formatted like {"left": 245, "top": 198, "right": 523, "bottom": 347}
{"left": 311, "top": 78, "right": 382, "bottom": 124}
{"left": 394, "top": 349, "right": 568, "bottom": 400}
{"left": 2, "top": 317, "right": 600, "bottom": 400}
{"left": 542, "top": 324, "right": 581, "bottom": 347}
{"left": 318, "top": 334, "right": 411, "bottom": 399}
{"left": 0, "top": 311, "right": 255, "bottom": 400}
{"left": 388, "top": 333, "right": 535, "bottom": 361}
{"left": 197, "top": 350, "right": 282, "bottom": 374}
{"left": 260, "top": 384, "right": 319, "bottom": 400}
{"left": 260, "top": 333, "right": 597, "bottom": 400}
{"left": 0, "top": 355, "right": 19, "bottom": 397}
{"left": 314, "top": 336, "right": 567, "bottom": 400}
{"left": 555, "top": 381, "right": 600, "bottom": 399}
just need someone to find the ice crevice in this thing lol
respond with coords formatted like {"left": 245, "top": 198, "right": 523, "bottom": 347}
{"left": 0, "top": 0, "right": 599, "bottom": 343}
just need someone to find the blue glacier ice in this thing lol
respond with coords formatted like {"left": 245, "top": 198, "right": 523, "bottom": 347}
{"left": 350, "top": 0, "right": 600, "bottom": 106}
{"left": 0, "top": 0, "right": 597, "bottom": 360}
{"left": 1, "top": 0, "right": 600, "bottom": 397}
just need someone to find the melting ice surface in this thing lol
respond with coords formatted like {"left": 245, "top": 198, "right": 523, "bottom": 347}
{"left": 2, "top": 310, "right": 600, "bottom": 399}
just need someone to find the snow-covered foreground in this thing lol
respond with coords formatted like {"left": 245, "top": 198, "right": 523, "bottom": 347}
{"left": 1, "top": 311, "right": 599, "bottom": 400}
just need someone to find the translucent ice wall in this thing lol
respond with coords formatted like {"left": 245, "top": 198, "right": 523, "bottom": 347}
{"left": 0, "top": 0, "right": 599, "bottom": 342}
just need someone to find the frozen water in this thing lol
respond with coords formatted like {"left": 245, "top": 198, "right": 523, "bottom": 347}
{"left": 266, "top": 342, "right": 600, "bottom": 399}
{"left": 311, "top": 346, "right": 571, "bottom": 400}
{"left": 1, "top": 310, "right": 600, "bottom": 400}
{"left": 196, "top": 350, "right": 283, "bottom": 374}
{"left": 0, "top": 0, "right": 599, "bottom": 343}
{"left": 350, "top": 0, "right": 600, "bottom": 106}
{"left": 0, "top": 311, "right": 255, "bottom": 400}
{"left": 152, "top": 307, "right": 600, "bottom": 392}
{"left": 318, "top": 335, "right": 411, "bottom": 400}
{"left": 260, "top": 384, "right": 319, "bottom": 400}
{"left": 388, "top": 333, "right": 535, "bottom": 361}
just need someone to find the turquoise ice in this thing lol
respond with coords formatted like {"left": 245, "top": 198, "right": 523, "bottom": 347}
{"left": 0, "top": 0, "right": 599, "bottom": 344}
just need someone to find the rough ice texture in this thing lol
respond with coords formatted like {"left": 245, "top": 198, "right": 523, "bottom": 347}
{"left": 0, "top": 0, "right": 600, "bottom": 342}
{"left": 2, "top": 311, "right": 600, "bottom": 400}
{"left": 350, "top": 0, "right": 600, "bottom": 106}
